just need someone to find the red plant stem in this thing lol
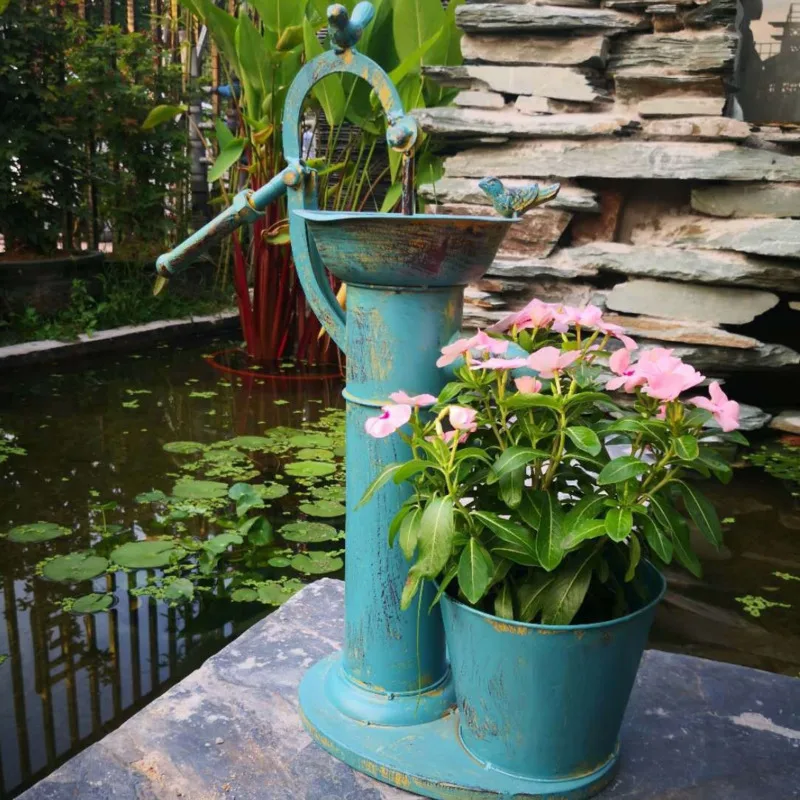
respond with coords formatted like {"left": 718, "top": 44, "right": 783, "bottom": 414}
{"left": 231, "top": 232, "right": 256, "bottom": 354}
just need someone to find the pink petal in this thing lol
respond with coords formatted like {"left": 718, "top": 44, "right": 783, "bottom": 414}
{"left": 514, "top": 376, "right": 543, "bottom": 394}
{"left": 689, "top": 396, "right": 716, "bottom": 413}
{"left": 708, "top": 381, "right": 727, "bottom": 405}
{"left": 449, "top": 406, "right": 478, "bottom": 430}
{"left": 364, "top": 404, "right": 411, "bottom": 438}
{"left": 473, "top": 357, "right": 529, "bottom": 371}
{"left": 527, "top": 346, "right": 561, "bottom": 378}
{"left": 557, "top": 350, "right": 581, "bottom": 369}
{"left": 389, "top": 391, "right": 437, "bottom": 407}
{"left": 716, "top": 401, "right": 740, "bottom": 432}
{"left": 609, "top": 348, "right": 631, "bottom": 376}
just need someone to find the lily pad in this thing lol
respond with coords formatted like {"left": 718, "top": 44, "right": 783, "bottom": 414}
{"left": 285, "top": 461, "right": 337, "bottom": 478}
{"left": 163, "top": 441, "right": 206, "bottom": 455}
{"left": 254, "top": 482, "right": 289, "bottom": 500}
{"left": 299, "top": 500, "right": 346, "bottom": 518}
{"left": 311, "top": 484, "right": 346, "bottom": 502}
{"left": 172, "top": 478, "right": 228, "bottom": 500}
{"left": 135, "top": 489, "right": 168, "bottom": 504}
{"left": 7, "top": 522, "right": 71, "bottom": 543}
{"left": 69, "top": 593, "right": 114, "bottom": 615}
{"left": 231, "top": 588, "right": 258, "bottom": 602}
{"left": 268, "top": 556, "right": 292, "bottom": 567}
{"left": 296, "top": 448, "right": 335, "bottom": 461}
{"left": 289, "top": 433, "right": 335, "bottom": 448}
{"left": 227, "top": 436, "right": 276, "bottom": 451}
{"left": 163, "top": 578, "right": 195, "bottom": 603}
{"left": 42, "top": 553, "right": 109, "bottom": 582}
{"left": 280, "top": 521, "right": 340, "bottom": 543}
{"left": 256, "top": 581, "right": 303, "bottom": 605}
{"left": 290, "top": 551, "right": 343, "bottom": 575}
{"left": 111, "top": 541, "right": 181, "bottom": 569}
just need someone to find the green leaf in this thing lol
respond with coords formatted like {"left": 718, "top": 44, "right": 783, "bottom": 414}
{"left": 393, "top": 459, "right": 432, "bottom": 484}
{"left": 539, "top": 550, "right": 595, "bottom": 625}
{"left": 494, "top": 580, "right": 515, "bottom": 620}
{"left": 597, "top": 456, "right": 648, "bottom": 486}
{"left": 357, "top": 462, "right": 404, "bottom": 508}
{"left": 684, "top": 407, "right": 713, "bottom": 427}
{"left": 473, "top": 511, "right": 538, "bottom": 566}
{"left": 7, "top": 522, "right": 71, "bottom": 543}
{"left": 697, "top": 447, "right": 733, "bottom": 484}
{"left": 642, "top": 517, "right": 673, "bottom": 563}
{"left": 672, "top": 522, "right": 702, "bottom": 578}
{"left": 678, "top": 482, "right": 722, "bottom": 548}
{"left": 203, "top": 532, "right": 243, "bottom": 555}
{"left": 388, "top": 25, "right": 446, "bottom": 84}
{"left": 172, "top": 477, "right": 229, "bottom": 500}
{"left": 625, "top": 535, "right": 642, "bottom": 582}
{"left": 564, "top": 426, "right": 602, "bottom": 456}
{"left": 380, "top": 182, "right": 403, "bottom": 213}
{"left": 299, "top": 500, "right": 346, "bottom": 518}
{"left": 214, "top": 118, "right": 234, "bottom": 150}
{"left": 388, "top": 503, "right": 415, "bottom": 547}
{"left": 238, "top": 516, "right": 273, "bottom": 546}
{"left": 604, "top": 507, "right": 633, "bottom": 542}
{"left": 290, "top": 551, "right": 343, "bottom": 575}
{"left": 517, "top": 573, "right": 555, "bottom": 623}
{"left": 401, "top": 568, "right": 423, "bottom": 611}
{"left": 163, "top": 441, "right": 206, "bottom": 455}
{"left": 499, "top": 466, "right": 524, "bottom": 509}
{"left": 207, "top": 137, "right": 245, "bottom": 183}
{"left": 518, "top": 491, "right": 542, "bottom": 531}
{"left": 398, "top": 507, "right": 424, "bottom": 560}
{"left": 675, "top": 434, "right": 700, "bottom": 461}
{"left": 415, "top": 498, "right": 456, "bottom": 578}
{"left": 250, "top": 0, "right": 304, "bottom": 32}
{"left": 393, "top": 0, "right": 446, "bottom": 67}
{"left": 489, "top": 447, "right": 548, "bottom": 483}
{"left": 69, "top": 593, "right": 114, "bottom": 615}
{"left": 303, "top": 18, "right": 346, "bottom": 125}
{"left": 564, "top": 494, "right": 607, "bottom": 537}
{"left": 280, "top": 521, "right": 339, "bottom": 543}
{"left": 535, "top": 492, "right": 565, "bottom": 572}
{"left": 504, "top": 394, "right": 562, "bottom": 411}
{"left": 458, "top": 538, "right": 494, "bottom": 604}
{"left": 111, "top": 541, "right": 182, "bottom": 569}
{"left": 164, "top": 578, "right": 195, "bottom": 604}
{"left": 429, "top": 563, "right": 459, "bottom": 610}
{"left": 141, "top": 104, "right": 186, "bottom": 130}
{"left": 284, "top": 461, "right": 337, "bottom": 477}
{"left": 562, "top": 519, "right": 606, "bottom": 549}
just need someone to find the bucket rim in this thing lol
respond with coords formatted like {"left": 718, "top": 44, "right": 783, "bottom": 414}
{"left": 441, "top": 560, "right": 667, "bottom": 633}
{"left": 292, "top": 209, "right": 517, "bottom": 225}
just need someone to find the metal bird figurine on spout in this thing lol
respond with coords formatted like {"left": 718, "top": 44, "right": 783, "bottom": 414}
{"left": 478, "top": 177, "right": 561, "bottom": 219}
{"left": 328, "top": 1, "right": 375, "bottom": 51}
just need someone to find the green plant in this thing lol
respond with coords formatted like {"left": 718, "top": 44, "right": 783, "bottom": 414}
{"left": 158, "top": 0, "right": 462, "bottom": 362}
{"left": 361, "top": 299, "right": 746, "bottom": 625}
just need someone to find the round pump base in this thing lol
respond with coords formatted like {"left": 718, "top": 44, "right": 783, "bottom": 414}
{"left": 299, "top": 654, "right": 619, "bottom": 799}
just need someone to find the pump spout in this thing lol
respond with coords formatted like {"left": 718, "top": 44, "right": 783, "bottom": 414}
{"left": 155, "top": 164, "right": 300, "bottom": 277}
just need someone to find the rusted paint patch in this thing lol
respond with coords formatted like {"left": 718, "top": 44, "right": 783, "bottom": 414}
{"left": 488, "top": 619, "right": 529, "bottom": 636}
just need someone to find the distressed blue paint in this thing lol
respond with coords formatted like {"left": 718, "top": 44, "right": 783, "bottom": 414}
{"left": 441, "top": 563, "right": 666, "bottom": 784}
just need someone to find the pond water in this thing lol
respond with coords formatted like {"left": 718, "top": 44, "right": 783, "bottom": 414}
{"left": 0, "top": 338, "right": 798, "bottom": 798}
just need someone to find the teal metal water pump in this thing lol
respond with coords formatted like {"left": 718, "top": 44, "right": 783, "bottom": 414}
{"left": 155, "top": 5, "right": 612, "bottom": 796}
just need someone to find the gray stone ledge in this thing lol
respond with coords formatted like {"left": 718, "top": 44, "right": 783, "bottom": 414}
{"left": 21, "top": 578, "right": 800, "bottom": 800}
{"left": 0, "top": 311, "right": 239, "bottom": 372}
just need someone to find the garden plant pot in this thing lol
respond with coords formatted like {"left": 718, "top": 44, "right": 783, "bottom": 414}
{"left": 440, "top": 561, "right": 667, "bottom": 797}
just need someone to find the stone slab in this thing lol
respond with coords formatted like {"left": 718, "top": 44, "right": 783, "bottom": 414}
{"left": 462, "top": 33, "right": 610, "bottom": 67}
{"left": 21, "top": 578, "right": 800, "bottom": 800}
{"left": 641, "top": 116, "right": 751, "bottom": 141}
{"left": 770, "top": 411, "right": 800, "bottom": 435}
{"left": 604, "top": 313, "right": 761, "bottom": 349}
{"left": 457, "top": 3, "right": 647, "bottom": 32}
{"left": 691, "top": 183, "right": 800, "bottom": 218}
{"left": 637, "top": 95, "right": 727, "bottom": 116}
{"left": 605, "top": 279, "right": 779, "bottom": 324}
{"left": 0, "top": 311, "right": 240, "bottom": 372}
{"left": 444, "top": 140, "right": 800, "bottom": 181}
{"left": 454, "top": 90, "right": 506, "bottom": 109}
{"left": 608, "top": 30, "right": 737, "bottom": 73}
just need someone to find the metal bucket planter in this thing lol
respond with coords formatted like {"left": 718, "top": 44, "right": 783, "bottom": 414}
{"left": 440, "top": 561, "right": 667, "bottom": 798}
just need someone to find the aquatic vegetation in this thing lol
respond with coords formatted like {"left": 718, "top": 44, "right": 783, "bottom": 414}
{"left": 291, "top": 551, "right": 344, "bottom": 575}
{"left": 736, "top": 595, "right": 792, "bottom": 618}
{"left": 111, "top": 541, "right": 185, "bottom": 569}
{"left": 285, "top": 461, "right": 338, "bottom": 478}
{"left": 774, "top": 571, "right": 800, "bottom": 582}
{"left": 298, "top": 500, "right": 346, "bottom": 518}
{"left": 41, "top": 553, "right": 110, "bottom": 582}
{"left": 746, "top": 444, "right": 800, "bottom": 496}
{"left": 172, "top": 477, "right": 229, "bottom": 500}
{"left": 6, "top": 522, "right": 71, "bottom": 543}
{"left": 0, "top": 424, "right": 26, "bottom": 464}
{"left": 64, "top": 593, "right": 115, "bottom": 615}
{"left": 163, "top": 441, "right": 206, "bottom": 454}
{"left": 280, "top": 521, "right": 342, "bottom": 543}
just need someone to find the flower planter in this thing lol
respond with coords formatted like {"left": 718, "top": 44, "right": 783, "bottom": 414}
{"left": 440, "top": 561, "right": 667, "bottom": 797}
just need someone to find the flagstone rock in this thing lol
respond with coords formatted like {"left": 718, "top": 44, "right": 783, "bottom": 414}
{"left": 637, "top": 96, "right": 727, "bottom": 116}
{"left": 691, "top": 184, "right": 800, "bottom": 218}
{"left": 641, "top": 340, "right": 800, "bottom": 370}
{"left": 557, "top": 243, "right": 800, "bottom": 292}
{"left": 418, "top": 177, "right": 600, "bottom": 213}
{"left": 444, "top": 140, "right": 800, "bottom": 181}
{"left": 641, "top": 117, "right": 751, "bottom": 141}
{"left": 462, "top": 33, "right": 610, "bottom": 67}
{"left": 485, "top": 257, "right": 600, "bottom": 280}
{"left": 423, "top": 65, "right": 608, "bottom": 102}
{"left": 514, "top": 95, "right": 596, "bottom": 114}
{"left": 605, "top": 279, "right": 779, "bottom": 324}
{"left": 603, "top": 313, "right": 761, "bottom": 348}
{"left": 770, "top": 411, "right": 800, "bottom": 435}
{"left": 457, "top": 4, "right": 648, "bottom": 32}
{"left": 614, "top": 71, "right": 725, "bottom": 103}
{"left": 609, "top": 31, "right": 737, "bottom": 73}
{"left": 648, "top": 217, "right": 800, "bottom": 259}
{"left": 454, "top": 90, "right": 507, "bottom": 109}
{"left": 415, "top": 107, "right": 638, "bottom": 138}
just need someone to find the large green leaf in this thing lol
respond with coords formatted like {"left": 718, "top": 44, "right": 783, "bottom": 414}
{"left": 250, "top": 0, "right": 304, "bottom": 32}
{"left": 672, "top": 521, "right": 702, "bottom": 578}
{"left": 111, "top": 541, "right": 181, "bottom": 569}
{"left": 604, "top": 507, "right": 633, "bottom": 542}
{"left": 535, "top": 492, "right": 565, "bottom": 572}
{"left": 494, "top": 579, "right": 515, "bottom": 620}
{"left": 697, "top": 447, "right": 733, "bottom": 483}
{"left": 357, "top": 462, "right": 404, "bottom": 509}
{"left": 69, "top": 593, "right": 114, "bottom": 615}
{"left": 517, "top": 573, "right": 555, "bottom": 623}
{"left": 291, "top": 551, "right": 344, "bottom": 575}
{"left": 42, "top": 554, "right": 109, "bottom": 583}
{"left": 565, "top": 426, "right": 602, "bottom": 456}
{"left": 7, "top": 522, "right": 71, "bottom": 543}
{"left": 675, "top": 434, "right": 699, "bottom": 461}
{"left": 678, "top": 482, "right": 722, "bottom": 548}
{"left": 517, "top": 491, "right": 542, "bottom": 531}
{"left": 505, "top": 394, "right": 562, "bottom": 411}
{"left": 299, "top": 500, "right": 346, "bottom": 518}
{"left": 642, "top": 517, "right": 673, "bottom": 563}
{"left": 303, "top": 19, "right": 346, "bottom": 125}
{"left": 458, "top": 538, "right": 494, "bottom": 604}
{"left": 564, "top": 494, "right": 606, "bottom": 536}
{"left": 280, "top": 521, "right": 340, "bottom": 543}
{"left": 208, "top": 137, "right": 245, "bottom": 183}
{"left": 499, "top": 466, "right": 524, "bottom": 509}
{"left": 539, "top": 550, "right": 595, "bottom": 625}
{"left": 172, "top": 478, "right": 229, "bottom": 499}
{"left": 142, "top": 104, "right": 187, "bottom": 130}
{"left": 562, "top": 519, "right": 606, "bottom": 549}
{"left": 284, "top": 461, "right": 337, "bottom": 477}
{"left": 473, "top": 511, "right": 538, "bottom": 566}
{"left": 415, "top": 498, "right": 456, "bottom": 577}
{"left": 597, "top": 456, "right": 648, "bottom": 486}
{"left": 398, "top": 506, "right": 424, "bottom": 560}
{"left": 393, "top": 0, "right": 446, "bottom": 67}
{"left": 489, "top": 447, "right": 548, "bottom": 483}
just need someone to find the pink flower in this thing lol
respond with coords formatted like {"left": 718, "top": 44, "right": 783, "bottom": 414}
{"left": 448, "top": 406, "right": 478, "bottom": 431}
{"left": 471, "top": 357, "right": 529, "bottom": 371}
{"left": 690, "top": 381, "right": 740, "bottom": 432}
{"left": 389, "top": 390, "right": 437, "bottom": 407}
{"left": 514, "top": 376, "right": 543, "bottom": 394}
{"left": 441, "top": 429, "right": 470, "bottom": 445}
{"left": 597, "top": 320, "right": 638, "bottom": 351}
{"left": 550, "top": 305, "right": 575, "bottom": 334}
{"left": 606, "top": 348, "right": 646, "bottom": 393}
{"left": 526, "top": 346, "right": 580, "bottom": 379}
{"left": 637, "top": 350, "right": 705, "bottom": 402}
{"left": 364, "top": 404, "right": 412, "bottom": 438}
{"left": 492, "top": 298, "right": 557, "bottom": 333}
{"left": 436, "top": 330, "right": 507, "bottom": 367}
{"left": 656, "top": 404, "right": 667, "bottom": 420}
